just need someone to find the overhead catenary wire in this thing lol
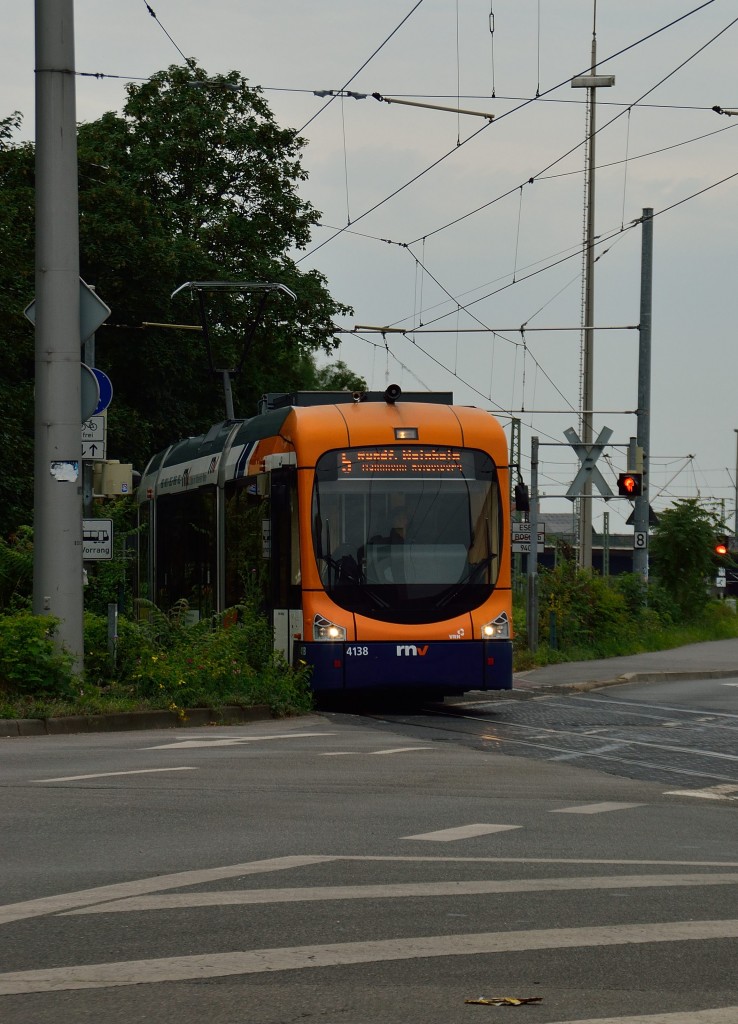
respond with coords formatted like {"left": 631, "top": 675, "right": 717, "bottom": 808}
{"left": 298, "top": 0, "right": 722, "bottom": 265}
{"left": 297, "top": 0, "right": 428, "bottom": 133}
{"left": 405, "top": 3, "right": 737, "bottom": 247}
{"left": 390, "top": 160, "right": 738, "bottom": 337}
{"left": 312, "top": 119, "right": 737, "bottom": 253}
{"left": 140, "top": 1, "right": 193, "bottom": 67}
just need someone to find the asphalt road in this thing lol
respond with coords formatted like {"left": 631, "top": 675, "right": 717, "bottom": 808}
{"left": 1, "top": 670, "right": 737, "bottom": 1024}
{"left": 367, "top": 674, "right": 738, "bottom": 795}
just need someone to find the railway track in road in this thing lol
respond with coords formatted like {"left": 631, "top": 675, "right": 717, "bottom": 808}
{"left": 359, "top": 689, "right": 738, "bottom": 796}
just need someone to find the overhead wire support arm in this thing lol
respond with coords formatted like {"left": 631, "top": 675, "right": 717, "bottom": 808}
{"left": 371, "top": 92, "right": 495, "bottom": 120}
{"left": 349, "top": 324, "right": 637, "bottom": 334}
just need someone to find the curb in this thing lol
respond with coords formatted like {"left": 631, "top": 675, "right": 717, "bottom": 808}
{"left": 509, "top": 667, "right": 738, "bottom": 698}
{"left": 0, "top": 705, "right": 274, "bottom": 738}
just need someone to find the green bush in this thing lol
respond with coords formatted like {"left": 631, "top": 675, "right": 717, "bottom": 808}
{"left": 0, "top": 612, "right": 75, "bottom": 697}
{"left": 82, "top": 601, "right": 313, "bottom": 717}
{"left": 0, "top": 527, "right": 33, "bottom": 610}
{"left": 537, "top": 560, "right": 635, "bottom": 654}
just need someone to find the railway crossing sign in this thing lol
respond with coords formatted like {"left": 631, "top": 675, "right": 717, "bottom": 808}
{"left": 564, "top": 425, "right": 614, "bottom": 499}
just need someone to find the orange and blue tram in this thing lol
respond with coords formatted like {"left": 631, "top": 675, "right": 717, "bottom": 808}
{"left": 137, "top": 388, "right": 514, "bottom": 697}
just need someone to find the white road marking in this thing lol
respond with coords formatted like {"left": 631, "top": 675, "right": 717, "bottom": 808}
{"left": 403, "top": 824, "right": 521, "bottom": 841}
{"left": 372, "top": 746, "right": 433, "bottom": 755}
{"left": 551, "top": 802, "right": 645, "bottom": 814}
{"left": 320, "top": 747, "right": 433, "bottom": 756}
{"left": 2, "top": 919, "right": 738, "bottom": 994}
{"left": 550, "top": 742, "right": 626, "bottom": 762}
{"left": 64, "top": 872, "right": 738, "bottom": 916}
{"left": 722, "top": 682, "right": 738, "bottom": 687}
{"left": 143, "top": 732, "right": 334, "bottom": 749}
{"left": 31, "top": 767, "right": 197, "bottom": 783}
{"left": 0, "top": 856, "right": 334, "bottom": 926}
{"left": 542, "top": 1008, "right": 738, "bottom": 1024}
{"left": 5, "top": 855, "right": 738, "bottom": 926}
{"left": 665, "top": 784, "right": 738, "bottom": 801}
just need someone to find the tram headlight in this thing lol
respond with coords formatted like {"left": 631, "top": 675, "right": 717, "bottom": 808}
{"left": 313, "top": 614, "right": 347, "bottom": 641}
{"left": 481, "top": 612, "right": 510, "bottom": 639}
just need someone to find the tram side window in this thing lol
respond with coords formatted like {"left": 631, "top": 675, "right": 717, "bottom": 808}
{"left": 224, "top": 478, "right": 269, "bottom": 608}
{"left": 156, "top": 489, "right": 216, "bottom": 621}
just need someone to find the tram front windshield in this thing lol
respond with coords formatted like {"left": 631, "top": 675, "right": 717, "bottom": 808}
{"left": 311, "top": 445, "right": 502, "bottom": 623}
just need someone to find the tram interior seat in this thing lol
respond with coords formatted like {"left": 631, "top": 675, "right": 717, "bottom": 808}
{"left": 365, "top": 542, "right": 467, "bottom": 585}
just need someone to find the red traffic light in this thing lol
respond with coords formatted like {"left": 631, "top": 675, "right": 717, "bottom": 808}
{"left": 617, "top": 472, "right": 642, "bottom": 497}
{"left": 714, "top": 536, "right": 729, "bottom": 557}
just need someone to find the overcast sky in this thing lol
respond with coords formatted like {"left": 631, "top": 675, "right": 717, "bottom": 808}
{"left": 6, "top": 1, "right": 738, "bottom": 533}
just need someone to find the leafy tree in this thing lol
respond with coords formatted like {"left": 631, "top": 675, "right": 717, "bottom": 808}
{"left": 305, "top": 359, "right": 368, "bottom": 393}
{"left": 0, "top": 64, "right": 356, "bottom": 535}
{"left": 649, "top": 498, "right": 721, "bottom": 618}
{"left": 0, "top": 113, "right": 35, "bottom": 533}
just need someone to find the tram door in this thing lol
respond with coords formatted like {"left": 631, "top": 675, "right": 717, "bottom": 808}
{"left": 267, "top": 466, "right": 302, "bottom": 662}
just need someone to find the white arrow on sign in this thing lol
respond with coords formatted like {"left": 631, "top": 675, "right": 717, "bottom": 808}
{"left": 82, "top": 439, "right": 106, "bottom": 460}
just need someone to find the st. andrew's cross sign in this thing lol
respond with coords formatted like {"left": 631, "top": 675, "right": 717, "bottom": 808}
{"left": 564, "top": 425, "right": 614, "bottom": 499}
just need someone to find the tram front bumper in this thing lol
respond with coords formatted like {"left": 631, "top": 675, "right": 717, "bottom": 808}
{"left": 294, "top": 640, "right": 513, "bottom": 693}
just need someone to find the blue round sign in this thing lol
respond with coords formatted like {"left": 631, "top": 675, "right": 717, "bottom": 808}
{"left": 92, "top": 368, "right": 113, "bottom": 415}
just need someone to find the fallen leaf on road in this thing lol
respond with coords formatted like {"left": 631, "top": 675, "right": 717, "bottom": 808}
{"left": 464, "top": 996, "right": 543, "bottom": 1006}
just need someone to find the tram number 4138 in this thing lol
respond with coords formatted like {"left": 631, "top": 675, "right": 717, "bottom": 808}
{"left": 346, "top": 646, "right": 369, "bottom": 656}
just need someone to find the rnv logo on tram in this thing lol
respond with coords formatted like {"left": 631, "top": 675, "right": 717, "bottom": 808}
{"left": 396, "top": 644, "right": 429, "bottom": 657}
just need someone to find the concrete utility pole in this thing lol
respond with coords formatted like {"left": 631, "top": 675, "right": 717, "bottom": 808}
{"left": 633, "top": 209, "right": 653, "bottom": 580}
{"left": 33, "top": 0, "right": 84, "bottom": 669}
{"left": 571, "top": 2, "right": 614, "bottom": 570}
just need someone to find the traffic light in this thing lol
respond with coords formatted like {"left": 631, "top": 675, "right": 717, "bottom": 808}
{"left": 617, "top": 471, "right": 642, "bottom": 497}
{"left": 514, "top": 482, "right": 530, "bottom": 512}
{"left": 714, "top": 535, "right": 730, "bottom": 557}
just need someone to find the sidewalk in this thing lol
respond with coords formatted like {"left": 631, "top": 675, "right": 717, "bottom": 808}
{"left": 511, "top": 636, "right": 738, "bottom": 696}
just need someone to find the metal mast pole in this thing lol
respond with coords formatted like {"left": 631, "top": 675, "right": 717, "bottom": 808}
{"left": 571, "top": 2, "right": 614, "bottom": 570}
{"left": 633, "top": 208, "right": 653, "bottom": 579}
{"left": 580, "top": 30, "right": 597, "bottom": 572}
{"left": 33, "top": 0, "right": 84, "bottom": 669}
